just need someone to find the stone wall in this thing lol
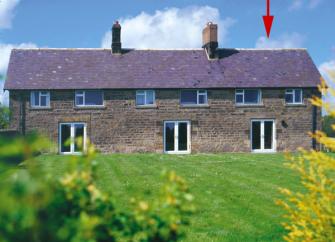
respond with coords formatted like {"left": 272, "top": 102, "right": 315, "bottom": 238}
{"left": 9, "top": 88, "right": 321, "bottom": 153}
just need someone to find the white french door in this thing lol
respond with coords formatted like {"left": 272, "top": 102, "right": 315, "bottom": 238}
{"left": 59, "top": 123, "right": 87, "bottom": 154}
{"left": 251, "top": 119, "right": 276, "bottom": 153}
{"left": 164, "top": 121, "right": 191, "bottom": 154}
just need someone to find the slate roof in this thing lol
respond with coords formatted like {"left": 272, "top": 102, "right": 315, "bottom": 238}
{"left": 4, "top": 48, "right": 321, "bottom": 90}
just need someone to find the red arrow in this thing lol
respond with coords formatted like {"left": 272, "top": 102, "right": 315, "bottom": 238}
{"left": 262, "top": 0, "right": 274, "bottom": 38}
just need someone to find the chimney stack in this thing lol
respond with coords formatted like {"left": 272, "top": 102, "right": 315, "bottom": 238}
{"left": 112, "top": 21, "right": 122, "bottom": 54}
{"left": 202, "top": 22, "right": 218, "bottom": 59}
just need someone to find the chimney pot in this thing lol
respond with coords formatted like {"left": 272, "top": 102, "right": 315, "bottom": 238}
{"left": 112, "top": 21, "right": 122, "bottom": 54}
{"left": 202, "top": 22, "right": 218, "bottom": 59}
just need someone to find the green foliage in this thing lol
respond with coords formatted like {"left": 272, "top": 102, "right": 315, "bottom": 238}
{"left": 0, "top": 105, "right": 10, "bottom": 129}
{"left": 277, "top": 74, "right": 335, "bottom": 241}
{"left": 322, "top": 115, "right": 335, "bottom": 138}
{"left": 0, "top": 135, "right": 194, "bottom": 242}
{"left": 277, "top": 151, "right": 335, "bottom": 242}
{"left": 0, "top": 132, "right": 50, "bottom": 165}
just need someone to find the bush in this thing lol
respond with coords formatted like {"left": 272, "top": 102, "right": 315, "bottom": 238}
{"left": 0, "top": 135, "right": 194, "bottom": 242}
{"left": 277, "top": 73, "right": 335, "bottom": 241}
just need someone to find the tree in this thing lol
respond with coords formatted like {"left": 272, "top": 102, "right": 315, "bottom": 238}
{"left": 322, "top": 115, "right": 335, "bottom": 138}
{"left": 277, "top": 72, "right": 335, "bottom": 242}
{"left": 0, "top": 73, "right": 9, "bottom": 129}
{"left": 0, "top": 104, "right": 10, "bottom": 129}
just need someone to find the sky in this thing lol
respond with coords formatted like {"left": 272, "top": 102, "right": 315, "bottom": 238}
{"left": 0, "top": 0, "right": 334, "bottom": 105}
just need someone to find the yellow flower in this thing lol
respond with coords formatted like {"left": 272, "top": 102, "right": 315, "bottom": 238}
{"left": 139, "top": 201, "right": 149, "bottom": 211}
{"left": 167, "top": 195, "right": 176, "bottom": 205}
{"left": 87, "top": 184, "right": 95, "bottom": 192}
{"left": 80, "top": 171, "right": 90, "bottom": 180}
{"left": 170, "top": 223, "right": 178, "bottom": 231}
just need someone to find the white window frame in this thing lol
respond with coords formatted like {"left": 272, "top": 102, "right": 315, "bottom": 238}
{"left": 197, "top": 90, "right": 208, "bottom": 104}
{"left": 136, "top": 90, "right": 156, "bottom": 106}
{"left": 75, "top": 90, "right": 104, "bottom": 107}
{"left": 30, "top": 91, "right": 50, "bottom": 108}
{"left": 163, "top": 121, "right": 191, "bottom": 154}
{"left": 59, "top": 122, "right": 87, "bottom": 155}
{"left": 285, "top": 89, "right": 303, "bottom": 104}
{"left": 235, "top": 89, "right": 262, "bottom": 105}
{"left": 180, "top": 90, "right": 208, "bottom": 105}
{"left": 250, "top": 119, "right": 276, "bottom": 153}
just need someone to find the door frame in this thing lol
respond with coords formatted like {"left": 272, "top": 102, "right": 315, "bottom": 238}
{"left": 250, "top": 119, "right": 276, "bottom": 153}
{"left": 59, "top": 122, "right": 87, "bottom": 155}
{"left": 163, "top": 120, "right": 191, "bottom": 154}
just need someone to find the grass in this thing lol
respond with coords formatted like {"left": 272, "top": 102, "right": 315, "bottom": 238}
{"left": 36, "top": 153, "right": 301, "bottom": 242}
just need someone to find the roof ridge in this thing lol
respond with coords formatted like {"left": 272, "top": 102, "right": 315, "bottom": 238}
{"left": 236, "top": 48, "right": 307, "bottom": 51}
{"left": 12, "top": 48, "right": 109, "bottom": 50}
{"left": 11, "top": 48, "right": 205, "bottom": 51}
{"left": 12, "top": 47, "right": 308, "bottom": 51}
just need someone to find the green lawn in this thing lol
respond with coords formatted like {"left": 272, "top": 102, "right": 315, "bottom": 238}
{"left": 36, "top": 153, "right": 301, "bottom": 242}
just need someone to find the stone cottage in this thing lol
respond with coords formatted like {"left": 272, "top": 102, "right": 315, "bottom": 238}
{"left": 4, "top": 22, "right": 321, "bottom": 154}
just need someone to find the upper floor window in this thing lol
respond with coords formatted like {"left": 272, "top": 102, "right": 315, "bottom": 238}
{"left": 75, "top": 90, "right": 104, "bottom": 107}
{"left": 136, "top": 90, "right": 155, "bottom": 106}
{"left": 180, "top": 90, "right": 208, "bottom": 105}
{"left": 235, "top": 89, "right": 261, "bottom": 105}
{"left": 285, "top": 89, "right": 303, "bottom": 104}
{"left": 30, "top": 91, "right": 50, "bottom": 108}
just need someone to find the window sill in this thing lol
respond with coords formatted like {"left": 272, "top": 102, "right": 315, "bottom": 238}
{"left": 136, "top": 105, "right": 158, "bottom": 109}
{"left": 29, "top": 107, "right": 52, "bottom": 110}
{"left": 74, "top": 106, "right": 106, "bottom": 110}
{"left": 180, "top": 104, "right": 210, "bottom": 108}
{"left": 235, "top": 104, "right": 264, "bottom": 107}
{"left": 285, "top": 104, "right": 306, "bottom": 107}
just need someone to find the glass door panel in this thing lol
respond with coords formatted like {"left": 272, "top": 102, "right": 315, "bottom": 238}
{"left": 74, "top": 124, "right": 84, "bottom": 152}
{"left": 60, "top": 124, "right": 71, "bottom": 153}
{"left": 165, "top": 122, "right": 175, "bottom": 151}
{"left": 252, "top": 121, "right": 261, "bottom": 150}
{"left": 178, "top": 122, "right": 188, "bottom": 151}
{"left": 264, "top": 121, "right": 273, "bottom": 150}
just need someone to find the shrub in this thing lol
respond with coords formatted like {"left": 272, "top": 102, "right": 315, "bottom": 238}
{"left": 277, "top": 73, "right": 335, "bottom": 241}
{"left": 0, "top": 135, "right": 194, "bottom": 242}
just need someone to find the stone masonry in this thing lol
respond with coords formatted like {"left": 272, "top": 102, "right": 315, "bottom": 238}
{"left": 9, "top": 88, "right": 321, "bottom": 153}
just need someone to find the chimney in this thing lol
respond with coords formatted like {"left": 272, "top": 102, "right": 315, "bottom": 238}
{"left": 112, "top": 21, "right": 122, "bottom": 54}
{"left": 202, "top": 22, "right": 218, "bottom": 59}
